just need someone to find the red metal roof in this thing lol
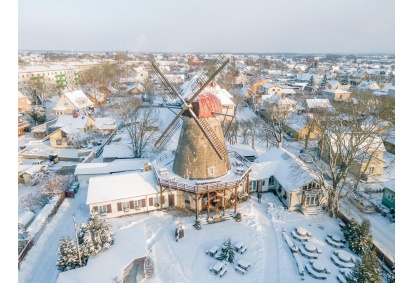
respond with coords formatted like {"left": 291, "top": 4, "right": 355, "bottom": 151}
{"left": 195, "top": 92, "right": 222, "bottom": 118}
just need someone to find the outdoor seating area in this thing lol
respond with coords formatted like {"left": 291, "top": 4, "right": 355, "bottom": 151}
{"left": 325, "top": 234, "right": 346, "bottom": 248}
{"left": 291, "top": 227, "right": 312, "bottom": 242}
{"left": 299, "top": 243, "right": 320, "bottom": 259}
{"left": 206, "top": 245, "right": 220, "bottom": 258}
{"left": 305, "top": 263, "right": 328, "bottom": 280}
{"left": 234, "top": 242, "right": 247, "bottom": 254}
{"left": 209, "top": 260, "right": 228, "bottom": 277}
{"left": 330, "top": 250, "right": 355, "bottom": 268}
{"left": 235, "top": 259, "right": 251, "bottom": 275}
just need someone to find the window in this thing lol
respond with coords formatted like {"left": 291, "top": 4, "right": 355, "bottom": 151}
{"left": 122, "top": 202, "right": 130, "bottom": 211}
{"left": 98, "top": 205, "right": 107, "bottom": 214}
{"left": 56, "top": 139, "right": 62, "bottom": 145}
{"left": 207, "top": 166, "right": 215, "bottom": 176}
{"left": 249, "top": 180, "right": 257, "bottom": 192}
{"left": 369, "top": 167, "right": 375, "bottom": 174}
{"left": 61, "top": 131, "right": 67, "bottom": 138}
{"left": 269, "top": 176, "right": 275, "bottom": 186}
{"left": 134, "top": 200, "right": 141, "bottom": 210}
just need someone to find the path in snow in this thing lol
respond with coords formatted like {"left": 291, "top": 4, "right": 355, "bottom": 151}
{"left": 18, "top": 187, "right": 90, "bottom": 283}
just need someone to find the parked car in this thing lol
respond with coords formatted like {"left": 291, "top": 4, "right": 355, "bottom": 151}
{"left": 70, "top": 181, "right": 79, "bottom": 193}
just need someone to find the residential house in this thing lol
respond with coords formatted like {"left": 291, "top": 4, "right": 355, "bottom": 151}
{"left": 86, "top": 171, "right": 175, "bottom": 218}
{"left": 94, "top": 117, "right": 118, "bottom": 134}
{"left": 381, "top": 125, "right": 395, "bottom": 154}
{"left": 357, "top": 81, "right": 381, "bottom": 91}
{"left": 52, "top": 89, "right": 94, "bottom": 117}
{"left": 252, "top": 147, "right": 328, "bottom": 214}
{"left": 382, "top": 179, "right": 395, "bottom": 209}
{"left": 18, "top": 114, "right": 30, "bottom": 136}
{"left": 322, "top": 89, "right": 351, "bottom": 102}
{"left": 319, "top": 133, "right": 386, "bottom": 181}
{"left": 284, "top": 113, "right": 319, "bottom": 140}
{"left": 18, "top": 91, "right": 32, "bottom": 114}
{"left": 326, "top": 80, "right": 342, "bottom": 89}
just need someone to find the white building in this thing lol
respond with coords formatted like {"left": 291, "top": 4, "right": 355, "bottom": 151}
{"left": 86, "top": 171, "right": 176, "bottom": 218}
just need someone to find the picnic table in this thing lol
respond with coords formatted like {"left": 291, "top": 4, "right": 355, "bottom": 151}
{"left": 234, "top": 242, "right": 247, "bottom": 254}
{"left": 235, "top": 259, "right": 251, "bottom": 275}
{"left": 331, "top": 254, "right": 355, "bottom": 268}
{"left": 305, "top": 264, "right": 328, "bottom": 280}
{"left": 325, "top": 237, "right": 345, "bottom": 248}
{"left": 211, "top": 261, "right": 227, "bottom": 275}
{"left": 206, "top": 245, "right": 220, "bottom": 257}
{"left": 291, "top": 230, "right": 310, "bottom": 242}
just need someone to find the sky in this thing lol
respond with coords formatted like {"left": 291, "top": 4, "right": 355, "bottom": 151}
{"left": 17, "top": 0, "right": 395, "bottom": 54}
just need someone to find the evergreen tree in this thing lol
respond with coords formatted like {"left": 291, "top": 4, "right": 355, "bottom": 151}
{"left": 217, "top": 238, "right": 236, "bottom": 263}
{"left": 305, "top": 75, "right": 315, "bottom": 92}
{"left": 343, "top": 218, "right": 359, "bottom": 244}
{"left": 319, "top": 74, "right": 327, "bottom": 89}
{"left": 56, "top": 236, "right": 80, "bottom": 271}
{"left": 344, "top": 218, "right": 373, "bottom": 256}
{"left": 346, "top": 249, "right": 382, "bottom": 283}
{"left": 386, "top": 264, "right": 395, "bottom": 283}
{"left": 341, "top": 74, "right": 349, "bottom": 85}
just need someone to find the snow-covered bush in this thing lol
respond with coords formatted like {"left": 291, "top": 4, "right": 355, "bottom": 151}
{"left": 56, "top": 237, "right": 81, "bottom": 271}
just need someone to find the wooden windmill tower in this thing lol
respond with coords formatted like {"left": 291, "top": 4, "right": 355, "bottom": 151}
{"left": 150, "top": 54, "right": 233, "bottom": 180}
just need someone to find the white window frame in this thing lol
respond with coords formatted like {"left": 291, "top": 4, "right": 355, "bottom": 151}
{"left": 122, "top": 202, "right": 130, "bottom": 212}
{"left": 134, "top": 200, "right": 141, "bottom": 210}
{"left": 98, "top": 205, "right": 107, "bottom": 214}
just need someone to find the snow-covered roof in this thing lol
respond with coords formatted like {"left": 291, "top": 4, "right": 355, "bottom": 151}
{"left": 63, "top": 90, "right": 94, "bottom": 109}
{"left": 382, "top": 179, "right": 395, "bottom": 193}
{"left": 101, "top": 143, "right": 134, "bottom": 159}
{"left": 323, "top": 89, "right": 351, "bottom": 94}
{"left": 18, "top": 211, "right": 35, "bottom": 227}
{"left": 305, "top": 98, "right": 331, "bottom": 109}
{"left": 60, "top": 125, "right": 90, "bottom": 141}
{"left": 256, "top": 147, "right": 317, "bottom": 191}
{"left": 75, "top": 159, "right": 149, "bottom": 175}
{"left": 262, "top": 82, "right": 275, "bottom": 89}
{"left": 250, "top": 161, "right": 279, "bottom": 180}
{"left": 86, "top": 171, "right": 159, "bottom": 204}
{"left": 94, "top": 117, "right": 117, "bottom": 130}
{"left": 284, "top": 113, "right": 308, "bottom": 131}
{"left": 55, "top": 115, "right": 92, "bottom": 129}
{"left": 57, "top": 224, "right": 148, "bottom": 283}
{"left": 18, "top": 164, "right": 48, "bottom": 176}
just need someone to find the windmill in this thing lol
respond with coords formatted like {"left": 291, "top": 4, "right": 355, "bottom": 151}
{"left": 150, "top": 54, "right": 233, "bottom": 180}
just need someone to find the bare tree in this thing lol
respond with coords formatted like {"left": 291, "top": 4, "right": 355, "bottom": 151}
{"left": 302, "top": 92, "right": 392, "bottom": 217}
{"left": 238, "top": 120, "right": 250, "bottom": 145}
{"left": 246, "top": 117, "right": 263, "bottom": 150}
{"left": 259, "top": 96, "right": 297, "bottom": 148}
{"left": 81, "top": 62, "right": 121, "bottom": 101}
{"left": 115, "top": 99, "right": 160, "bottom": 158}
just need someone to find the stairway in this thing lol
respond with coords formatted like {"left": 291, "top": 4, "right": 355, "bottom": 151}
{"left": 301, "top": 206, "right": 325, "bottom": 216}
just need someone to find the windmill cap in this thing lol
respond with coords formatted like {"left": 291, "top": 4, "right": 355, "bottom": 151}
{"left": 192, "top": 92, "right": 223, "bottom": 118}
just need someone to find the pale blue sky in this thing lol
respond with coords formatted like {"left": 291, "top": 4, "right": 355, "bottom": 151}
{"left": 18, "top": 0, "right": 395, "bottom": 53}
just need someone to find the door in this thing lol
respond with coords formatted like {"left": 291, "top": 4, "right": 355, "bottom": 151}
{"left": 258, "top": 180, "right": 263, "bottom": 193}
{"left": 168, "top": 194, "right": 175, "bottom": 207}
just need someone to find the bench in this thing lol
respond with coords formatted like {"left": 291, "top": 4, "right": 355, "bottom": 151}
{"left": 219, "top": 267, "right": 228, "bottom": 277}
{"left": 291, "top": 230, "right": 309, "bottom": 242}
{"left": 331, "top": 255, "right": 355, "bottom": 268}
{"left": 326, "top": 237, "right": 345, "bottom": 248}
{"left": 299, "top": 246, "right": 319, "bottom": 259}
{"left": 235, "top": 265, "right": 246, "bottom": 275}
{"left": 209, "top": 263, "right": 215, "bottom": 272}
{"left": 282, "top": 231, "right": 298, "bottom": 253}
{"left": 337, "top": 274, "right": 347, "bottom": 283}
{"left": 240, "top": 247, "right": 247, "bottom": 254}
{"left": 305, "top": 264, "right": 328, "bottom": 280}
{"left": 293, "top": 252, "right": 305, "bottom": 277}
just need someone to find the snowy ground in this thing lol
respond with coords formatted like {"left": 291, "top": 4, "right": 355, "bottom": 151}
{"left": 19, "top": 187, "right": 364, "bottom": 283}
